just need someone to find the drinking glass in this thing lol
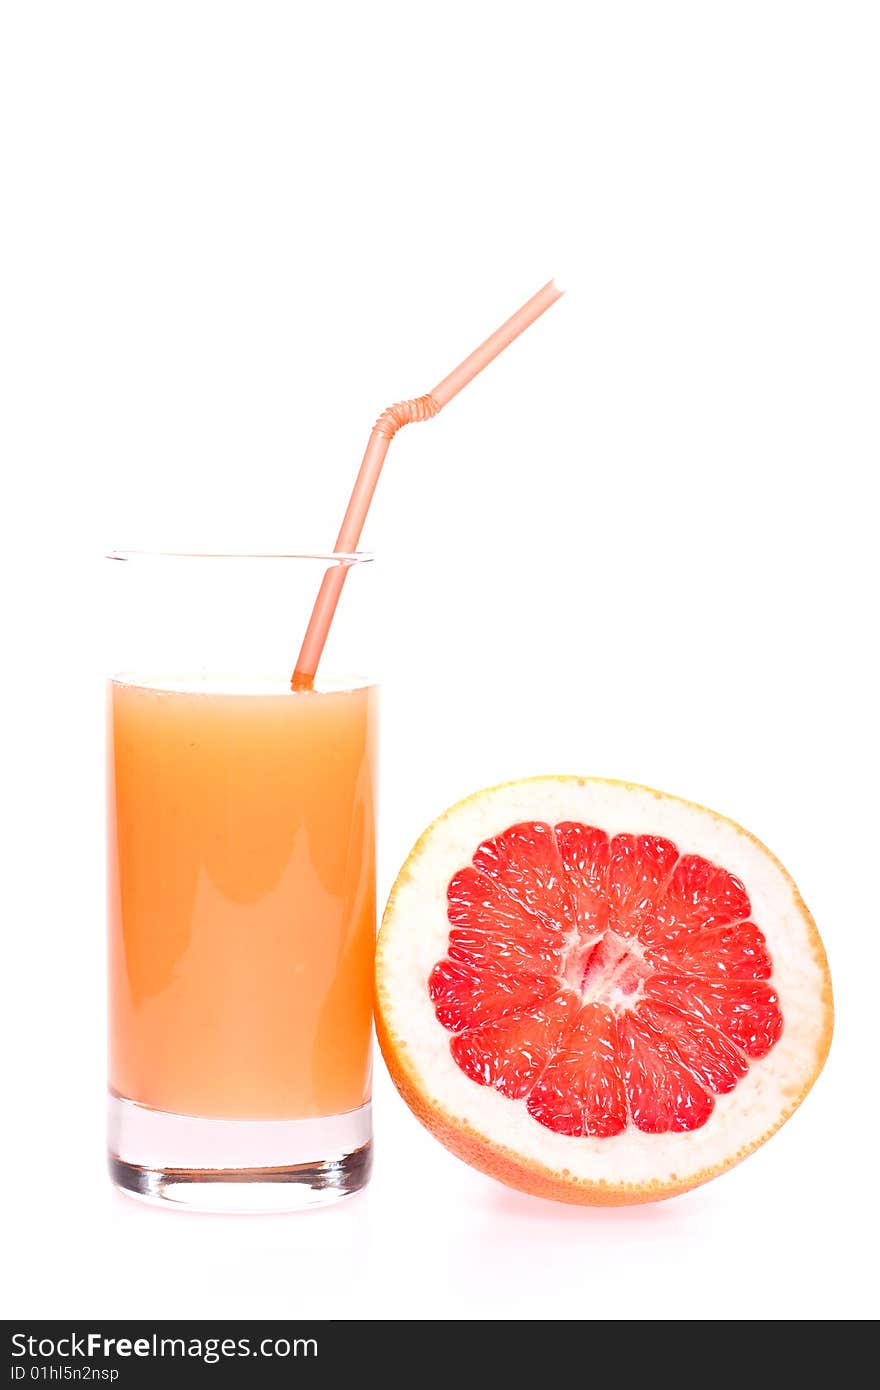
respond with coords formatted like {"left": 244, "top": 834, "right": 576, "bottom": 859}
{"left": 106, "top": 552, "right": 377, "bottom": 1210}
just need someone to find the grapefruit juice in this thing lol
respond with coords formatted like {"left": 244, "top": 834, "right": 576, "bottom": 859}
{"left": 107, "top": 672, "right": 377, "bottom": 1207}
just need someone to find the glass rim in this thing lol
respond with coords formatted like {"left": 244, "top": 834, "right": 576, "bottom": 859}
{"left": 106, "top": 549, "right": 374, "bottom": 565}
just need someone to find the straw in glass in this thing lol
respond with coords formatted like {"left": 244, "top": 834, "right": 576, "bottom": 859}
{"left": 292, "top": 280, "right": 564, "bottom": 689}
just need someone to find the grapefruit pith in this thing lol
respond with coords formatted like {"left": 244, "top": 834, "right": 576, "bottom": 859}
{"left": 376, "top": 777, "right": 832, "bottom": 1204}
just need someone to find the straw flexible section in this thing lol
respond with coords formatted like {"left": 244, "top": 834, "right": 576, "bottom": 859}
{"left": 290, "top": 401, "right": 440, "bottom": 689}
{"left": 373, "top": 395, "right": 440, "bottom": 439}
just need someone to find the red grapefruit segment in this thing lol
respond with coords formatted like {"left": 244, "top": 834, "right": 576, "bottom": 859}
{"left": 654, "top": 854, "right": 751, "bottom": 930}
{"left": 428, "top": 957, "right": 558, "bottom": 1033}
{"left": 637, "top": 1001, "right": 749, "bottom": 1095}
{"left": 472, "top": 822, "right": 577, "bottom": 934}
{"left": 554, "top": 821, "right": 613, "bottom": 932}
{"left": 450, "top": 990, "right": 578, "bottom": 1101}
{"left": 617, "top": 1009, "right": 716, "bottom": 1134}
{"left": 446, "top": 865, "right": 565, "bottom": 973}
{"left": 644, "top": 974, "right": 783, "bottom": 1059}
{"left": 526, "top": 1002, "right": 627, "bottom": 1137}
{"left": 605, "top": 833, "right": 679, "bottom": 936}
{"left": 642, "top": 920, "right": 773, "bottom": 980}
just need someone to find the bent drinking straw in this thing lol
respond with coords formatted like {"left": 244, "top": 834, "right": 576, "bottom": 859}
{"left": 292, "top": 279, "right": 564, "bottom": 689}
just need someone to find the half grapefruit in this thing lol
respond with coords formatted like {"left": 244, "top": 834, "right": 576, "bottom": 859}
{"left": 376, "top": 777, "right": 832, "bottom": 1204}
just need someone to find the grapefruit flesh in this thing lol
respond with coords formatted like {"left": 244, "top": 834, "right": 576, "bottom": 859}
{"left": 433, "top": 824, "right": 781, "bottom": 1137}
{"left": 376, "top": 778, "right": 833, "bottom": 1204}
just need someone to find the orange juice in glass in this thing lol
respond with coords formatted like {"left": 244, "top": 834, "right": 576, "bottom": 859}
{"left": 106, "top": 552, "right": 377, "bottom": 1209}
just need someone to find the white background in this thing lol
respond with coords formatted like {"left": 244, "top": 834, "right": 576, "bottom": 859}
{"left": 2, "top": 1, "right": 878, "bottom": 1321}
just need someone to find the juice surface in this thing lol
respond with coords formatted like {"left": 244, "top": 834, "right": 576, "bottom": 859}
{"left": 108, "top": 676, "right": 377, "bottom": 1120}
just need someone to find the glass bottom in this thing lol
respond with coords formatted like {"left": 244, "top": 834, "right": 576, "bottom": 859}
{"left": 107, "top": 1094, "right": 372, "bottom": 1212}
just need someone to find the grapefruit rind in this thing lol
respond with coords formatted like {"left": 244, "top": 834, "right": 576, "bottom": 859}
{"left": 375, "top": 777, "right": 833, "bottom": 1204}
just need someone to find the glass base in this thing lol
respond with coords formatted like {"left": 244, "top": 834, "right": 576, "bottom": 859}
{"left": 107, "top": 1094, "right": 372, "bottom": 1212}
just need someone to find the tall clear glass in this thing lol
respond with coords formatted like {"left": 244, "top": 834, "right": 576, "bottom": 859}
{"left": 106, "top": 553, "right": 377, "bottom": 1211}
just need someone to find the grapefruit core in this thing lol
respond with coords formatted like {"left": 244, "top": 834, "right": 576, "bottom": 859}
{"left": 375, "top": 778, "right": 832, "bottom": 1204}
